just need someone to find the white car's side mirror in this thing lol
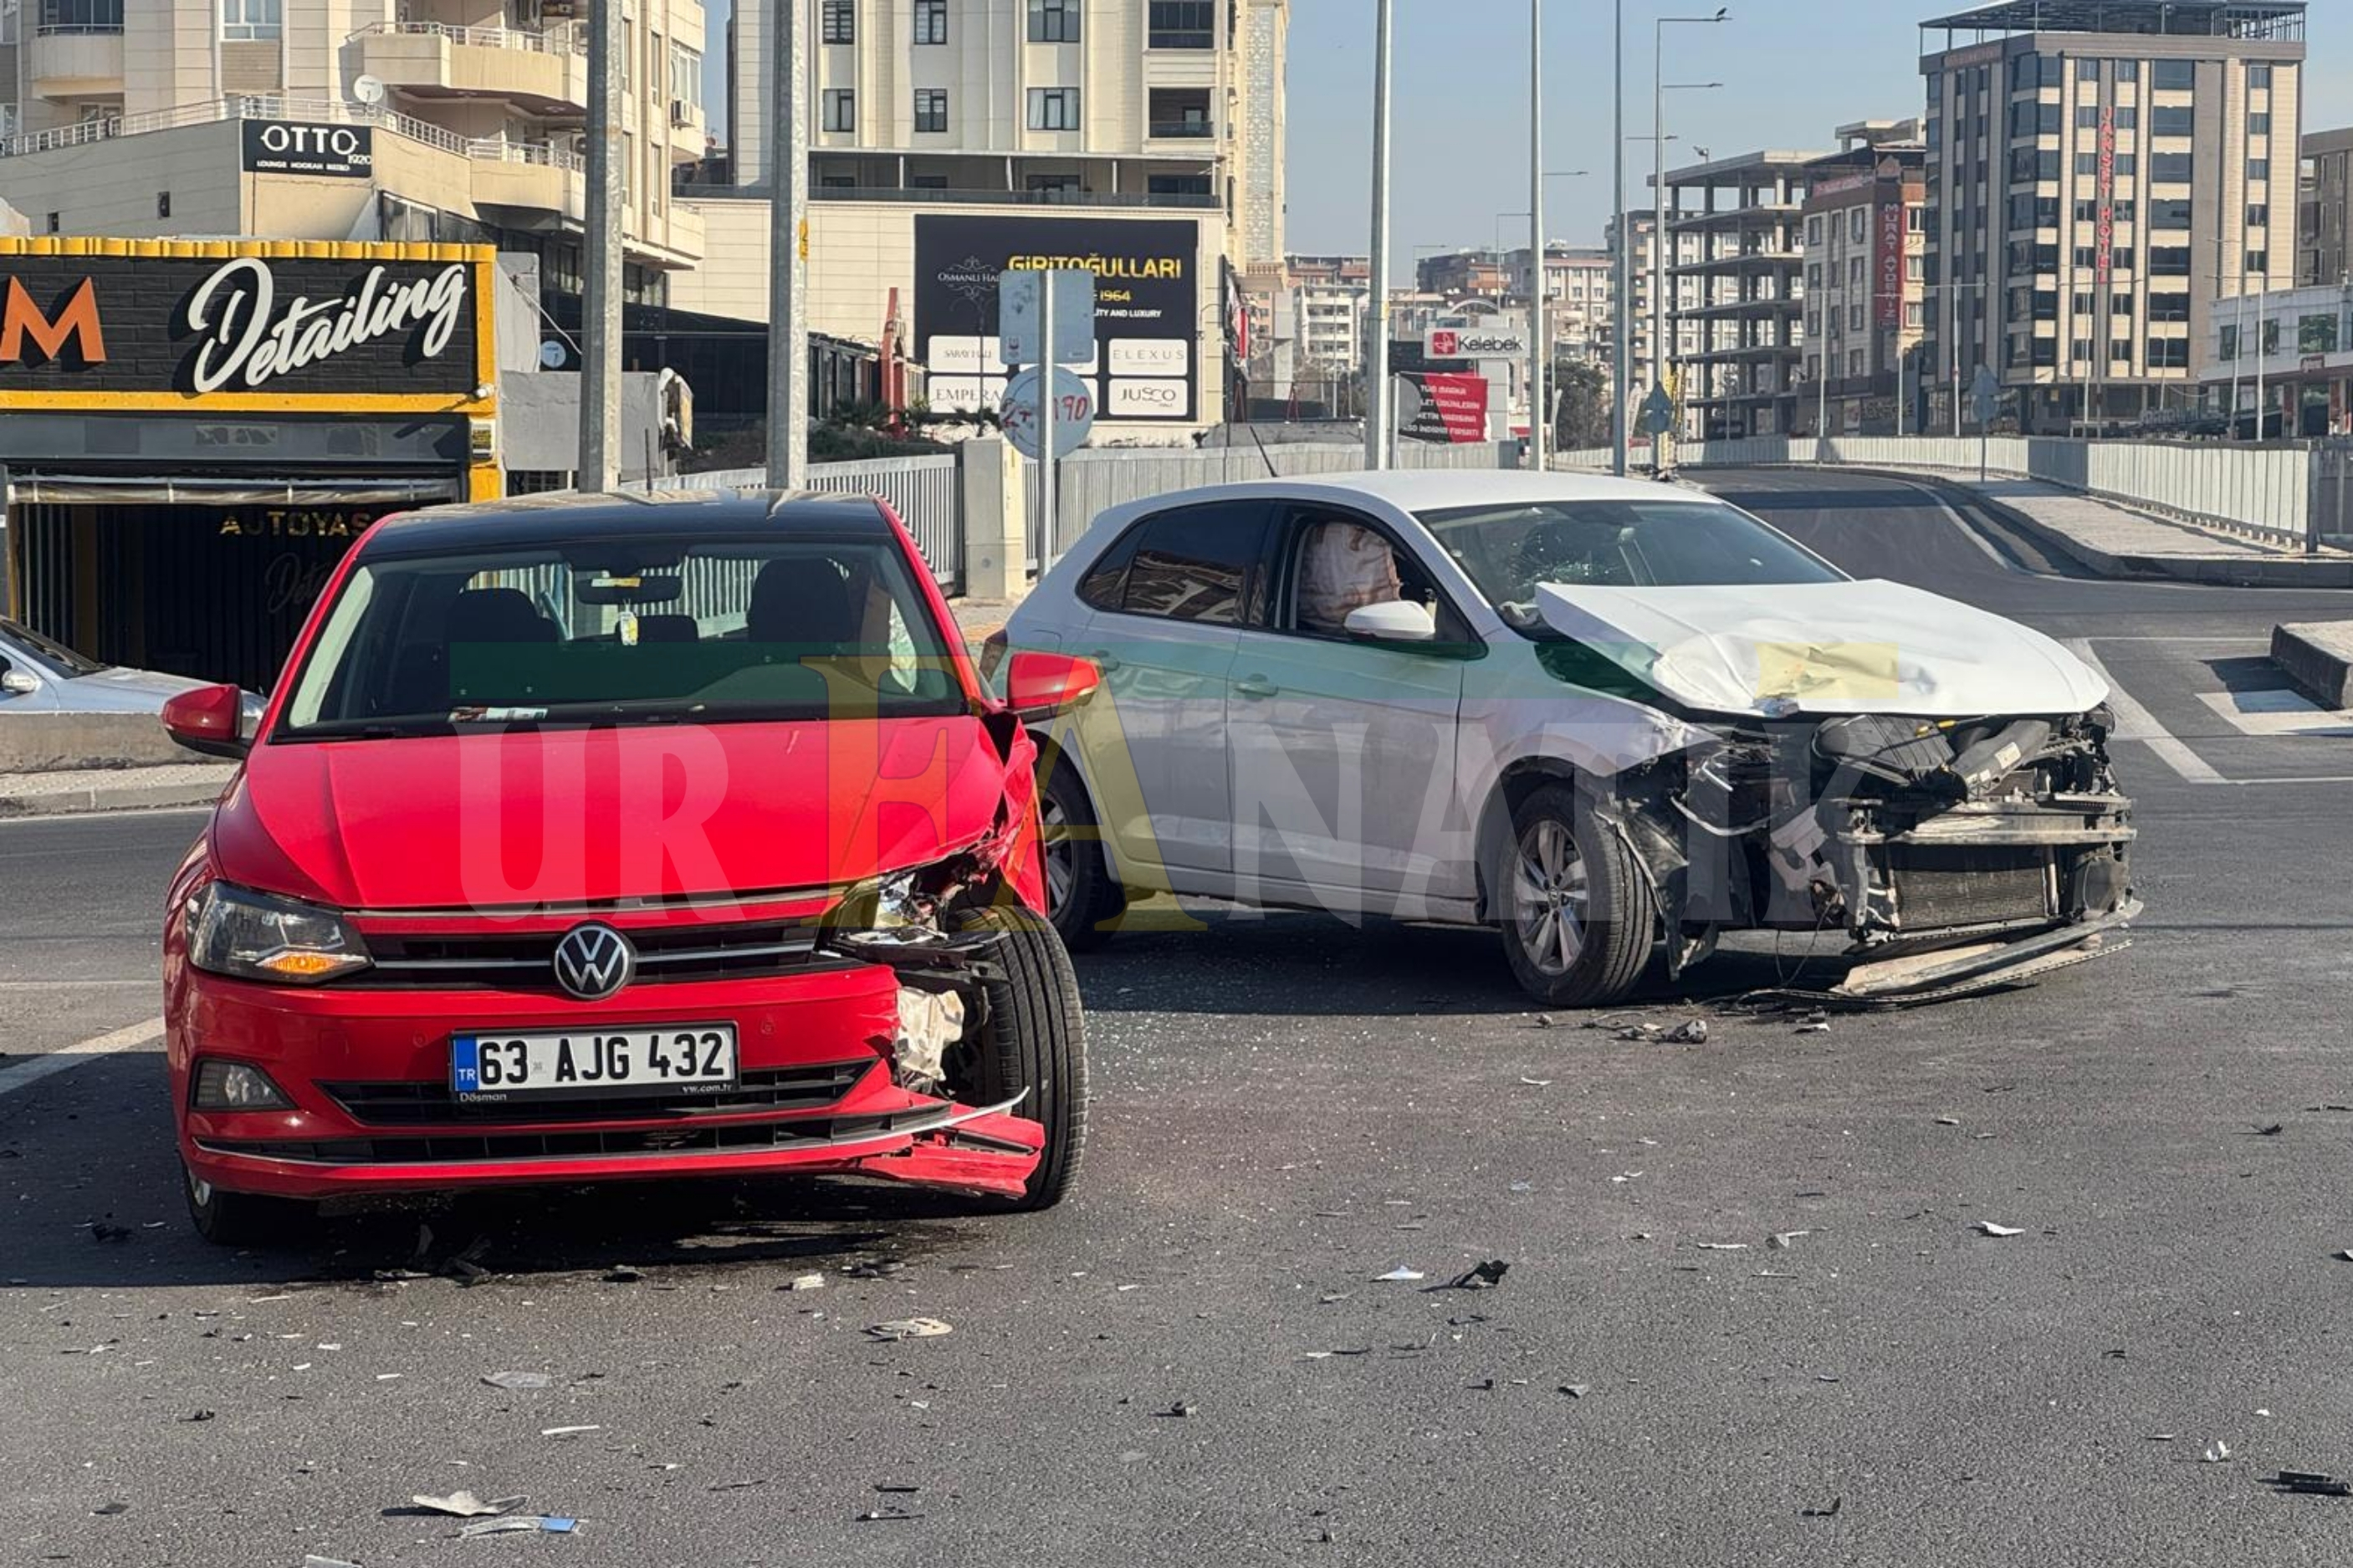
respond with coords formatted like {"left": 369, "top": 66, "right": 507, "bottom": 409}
{"left": 0, "top": 668, "right": 37, "bottom": 697}
{"left": 1343, "top": 600, "right": 1437, "bottom": 644}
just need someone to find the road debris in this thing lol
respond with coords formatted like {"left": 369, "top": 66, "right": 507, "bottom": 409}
{"left": 459, "top": 1515, "right": 577, "bottom": 1537}
{"left": 1935, "top": 1117, "right": 1962, "bottom": 1126}
{"left": 1558, "top": 1384, "right": 1591, "bottom": 1398}
{"left": 2269, "top": 1471, "right": 2353, "bottom": 1497}
{"left": 482, "top": 1371, "right": 551, "bottom": 1391}
{"left": 1374, "top": 1267, "right": 1425, "bottom": 1283}
{"left": 1973, "top": 1222, "right": 2026, "bottom": 1238}
{"left": 1793, "top": 1011, "right": 1832, "bottom": 1034}
{"left": 91, "top": 1502, "right": 129, "bottom": 1515}
{"left": 1802, "top": 1498, "right": 1843, "bottom": 1519}
{"left": 857, "top": 1506, "right": 922, "bottom": 1522}
{"left": 185, "top": 1410, "right": 215, "bottom": 1422}
{"left": 411, "top": 1491, "right": 523, "bottom": 1519}
{"left": 1768, "top": 1231, "right": 1812, "bottom": 1250}
{"left": 781, "top": 1274, "right": 827, "bottom": 1292}
{"left": 1518, "top": 1076, "right": 1553, "bottom": 1088}
{"left": 2255, "top": 1123, "right": 2284, "bottom": 1137}
{"left": 866, "top": 1317, "right": 953, "bottom": 1341}
{"left": 304, "top": 1559, "right": 362, "bottom": 1568}
{"left": 1155, "top": 1401, "right": 1197, "bottom": 1418}
{"left": 845, "top": 1259, "right": 908, "bottom": 1279}
{"left": 1438, "top": 1260, "right": 1510, "bottom": 1291}
{"left": 540, "top": 1425, "right": 601, "bottom": 1438}
{"left": 601, "top": 1264, "right": 645, "bottom": 1283}
{"left": 1694, "top": 1242, "right": 1749, "bottom": 1252}
{"left": 2202, "top": 1440, "right": 2233, "bottom": 1463}
{"left": 1532, "top": 1014, "right": 1554, "bottom": 1029}
{"left": 89, "top": 1223, "right": 132, "bottom": 1244}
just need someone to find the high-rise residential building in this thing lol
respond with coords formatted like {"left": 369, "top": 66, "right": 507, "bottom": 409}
{"left": 1504, "top": 243, "right": 1616, "bottom": 365}
{"left": 2299, "top": 125, "right": 2353, "bottom": 285}
{"left": 1919, "top": 0, "right": 2305, "bottom": 432}
{"left": 0, "top": 0, "right": 706, "bottom": 291}
{"left": 1280, "top": 253, "right": 1368, "bottom": 373}
{"left": 1605, "top": 211, "right": 1702, "bottom": 432}
{"left": 1798, "top": 120, "right": 1929, "bottom": 435}
{"left": 1663, "top": 149, "right": 1824, "bottom": 439}
{"left": 727, "top": 0, "right": 1283, "bottom": 271}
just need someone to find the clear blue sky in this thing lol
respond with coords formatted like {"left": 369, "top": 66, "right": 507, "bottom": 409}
{"left": 702, "top": 0, "right": 2353, "bottom": 268}
{"left": 1283, "top": 0, "right": 2353, "bottom": 267}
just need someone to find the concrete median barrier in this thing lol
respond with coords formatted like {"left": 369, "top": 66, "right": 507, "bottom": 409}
{"left": 0, "top": 712, "right": 207, "bottom": 775}
{"left": 2272, "top": 622, "right": 2353, "bottom": 711}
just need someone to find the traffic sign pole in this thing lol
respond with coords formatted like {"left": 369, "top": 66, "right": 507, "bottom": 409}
{"left": 1039, "top": 273, "right": 1056, "bottom": 564}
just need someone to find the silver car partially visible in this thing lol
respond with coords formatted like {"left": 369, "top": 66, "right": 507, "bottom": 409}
{"left": 0, "top": 618, "right": 263, "bottom": 726}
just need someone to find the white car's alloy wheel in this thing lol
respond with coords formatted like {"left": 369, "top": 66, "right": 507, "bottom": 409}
{"left": 1513, "top": 817, "right": 1591, "bottom": 977}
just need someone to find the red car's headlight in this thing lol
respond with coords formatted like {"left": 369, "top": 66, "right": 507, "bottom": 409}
{"left": 186, "top": 882, "right": 371, "bottom": 985}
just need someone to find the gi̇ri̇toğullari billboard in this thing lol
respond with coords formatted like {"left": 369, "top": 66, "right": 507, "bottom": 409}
{"left": 913, "top": 214, "right": 1198, "bottom": 422}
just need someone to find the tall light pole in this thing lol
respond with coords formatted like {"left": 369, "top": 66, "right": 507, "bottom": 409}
{"left": 1611, "top": 1, "right": 1628, "bottom": 476}
{"left": 1528, "top": 0, "right": 1546, "bottom": 472}
{"left": 765, "top": 0, "right": 810, "bottom": 488}
{"left": 1364, "top": 0, "right": 1396, "bottom": 468}
{"left": 1650, "top": 9, "right": 1726, "bottom": 469}
{"left": 578, "top": 0, "right": 622, "bottom": 490}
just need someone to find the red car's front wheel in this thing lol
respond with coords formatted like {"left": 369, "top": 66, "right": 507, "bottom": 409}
{"left": 955, "top": 906, "right": 1089, "bottom": 1209}
{"left": 183, "top": 1161, "right": 316, "bottom": 1249}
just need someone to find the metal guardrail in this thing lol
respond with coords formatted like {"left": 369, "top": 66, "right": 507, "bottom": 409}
{"left": 795, "top": 186, "right": 1220, "bottom": 211}
{"left": 0, "top": 92, "right": 581, "bottom": 168}
{"left": 345, "top": 19, "right": 585, "bottom": 54}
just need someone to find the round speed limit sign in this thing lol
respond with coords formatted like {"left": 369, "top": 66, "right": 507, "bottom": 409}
{"left": 1001, "top": 367, "right": 1096, "bottom": 461}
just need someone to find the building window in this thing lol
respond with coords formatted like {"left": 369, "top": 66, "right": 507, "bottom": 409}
{"left": 2300, "top": 313, "right": 2339, "bottom": 355}
{"left": 2112, "top": 340, "right": 2133, "bottom": 361}
{"left": 1147, "top": 0, "right": 1213, "bottom": 49}
{"left": 1905, "top": 301, "right": 1924, "bottom": 328}
{"left": 1807, "top": 215, "right": 1822, "bottom": 246}
{"left": 1849, "top": 257, "right": 1865, "bottom": 283}
{"left": 156, "top": 191, "right": 170, "bottom": 218}
{"left": 44, "top": 210, "right": 59, "bottom": 233}
{"left": 2076, "top": 104, "right": 2100, "bottom": 130}
{"left": 2074, "top": 197, "right": 2100, "bottom": 223}
{"left": 2150, "top": 197, "right": 2192, "bottom": 229}
{"left": 1907, "top": 207, "right": 1925, "bottom": 232}
{"left": 822, "top": 89, "right": 855, "bottom": 132}
{"left": 2115, "top": 105, "right": 2137, "bottom": 128}
{"left": 2113, "top": 293, "right": 2133, "bottom": 315}
{"left": 2219, "top": 324, "right": 2238, "bottom": 361}
{"left": 915, "top": 0, "right": 947, "bottom": 43}
{"left": 1849, "top": 348, "right": 1866, "bottom": 376}
{"left": 2248, "top": 112, "right": 2270, "bottom": 135}
{"left": 1849, "top": 303, "right": 1865, "bottom": 331}
{"left": 670, "top": 44, "right": 703, "bottom": 110}
{"left": 821, "top": 0, "right": 852, "bottom": 43}
{"left": 2248, "top": 249, "right": 2269, "bottom": 274}
{"left": 2248, "top": 158, "right": 2269, "bottom": 182}
{"left": 2151, "top": 105, "right": 2194, "bottom": 136}
{"left": 1851, "top": 208, "right": 1867, "bottom": 243}
{"left": 2248, "top": 203, "right": 2269, "bottom": 228}
{"left": 2150, "top": 338, "right": 2189, "bottom": 369}
{"left": 909, "top": 173, "right": 949, "bottom": 189}
{"left": 2150, "top": 151, "right": 2192, "bottom": 183}
{"left": 914, "top": 88, "right": 948, "bottom": 133}
{"left": 2248, "top": 63, "right": 2273, "bottom": 89}
{"left": 1028, "top": 0, "right": 1077, "bottom": 43}
{"left": 1028, "top": 87, "right": 1080, "bottom": 130}
{"left": 2114, "top": 59, "right": 2139, "bottom": 83}
{"left": 220, "top": 0, "right": 279, "bottom": 40}
{"left": 2151, "top": 59, "right": 2195, "bottom": 91}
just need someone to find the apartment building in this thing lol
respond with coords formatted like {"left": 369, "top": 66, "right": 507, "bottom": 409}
{"left": 0, "top": 0, "right": 706, "bottom": 292}
{"left": 1664, "top": 149, "right": 1822, "bottom": 439}
{"left": 1919, "top": 0, "right": 2305, "bottom": 433}
{"left": 1503, "top": 243, "right": 1614, "bottom": 365}
{"left": 2299, "top": 124, "right": 2351, "bottom": 285}
{"left": 1414, "top": 248, "right": 1512, "bottom": 299}
{"left": 1798, "top": 121, "right": 1928, "bottom": 435}
{"left": 1281, "top": 252, "right": 1368, "bottom": 373}
{"left": 692, "top": 0, "right": 1286, "bottom": 439}
{"left": 1607, "top": 210, "right": 1702, "bottom": 432}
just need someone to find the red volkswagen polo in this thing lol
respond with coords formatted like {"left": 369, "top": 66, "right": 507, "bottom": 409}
{"left": 158, "top": 491, "right": 1098, "bottom": 1244}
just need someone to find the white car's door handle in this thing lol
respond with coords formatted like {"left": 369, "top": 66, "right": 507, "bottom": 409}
{"left": 1233, "top": 674, "right": 1280, "bottom": 700}
{"left": 1087, "top": 649, "right": 1123, "bottom": 674}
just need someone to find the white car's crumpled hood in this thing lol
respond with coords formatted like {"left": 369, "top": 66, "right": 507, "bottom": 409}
{"left": 1534, "top": 578, "right": 2110, "bottom": 719}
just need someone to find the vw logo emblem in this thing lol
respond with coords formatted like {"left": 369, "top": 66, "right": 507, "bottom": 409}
{"left": 552, "top": 922, "right": 636, "bottom": 1001}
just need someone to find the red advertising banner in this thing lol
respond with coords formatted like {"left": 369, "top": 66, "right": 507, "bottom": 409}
{"left": 2095, "top": 106, "right": 2115, "bottom": 284}
{"left": 1399, "top": 371, "right": 1490, "bottom": 443}
{"left": 1877, "top": 199, "right": 1905, "bottom": 329}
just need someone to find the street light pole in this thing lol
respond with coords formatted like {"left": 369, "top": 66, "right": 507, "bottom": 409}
{"left": 578, "top": 0, "right": 622, "bottom": 490}
{"left": 1529, "top": 0, "right": 1547, "bottom": 472}
{"left": 1365, "top": 0, "right": 1395, "bottom": 469}
{"left": 765, "top": 0, "right": 809, "bottom": 488}
{"left": 1611, "top": 0, "right": 1628, "bottom": 476}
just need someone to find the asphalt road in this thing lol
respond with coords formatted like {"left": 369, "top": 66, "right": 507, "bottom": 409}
{"left": 5, "top": 467, "right": 2352, "bottom": 1567}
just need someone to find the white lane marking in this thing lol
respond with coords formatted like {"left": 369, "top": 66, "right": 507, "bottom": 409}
{"left": 2065, "top": 638, "right": 2228, "bottom": 785}
{"left": 2195, "top": 687, "right": 2353, "bottom": 738}
{"left": 0, "top": 1017, "right": 164, "bottom": 1101}
{"left": 1883, "top": 478, "right": 2017, "bottom": 569}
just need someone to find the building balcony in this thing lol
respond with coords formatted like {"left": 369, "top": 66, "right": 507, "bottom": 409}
{"left": 25, "top": 24, "right": 124, "bottom": 100}
{"left": 344, "top": 21, "right": 587, "bottom": 118}
{"left": 1147, "top": 119, "right": 1216, "bottom": 141}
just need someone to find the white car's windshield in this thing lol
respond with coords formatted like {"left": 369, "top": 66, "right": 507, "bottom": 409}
{"left": 1418, "top": 498, "right": 1845, "bottom": 627}
{"left": 278, "top": 534, "right": 962, "bottom": 739}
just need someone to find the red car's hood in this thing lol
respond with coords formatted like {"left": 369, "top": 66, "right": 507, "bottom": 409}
{"left": 212, "top": 717, "right": 1010, "bottom": 910}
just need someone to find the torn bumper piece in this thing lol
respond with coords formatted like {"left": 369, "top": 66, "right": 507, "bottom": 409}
{"left": 1788, "top": 897, "right": 2140, "bottom": 1007}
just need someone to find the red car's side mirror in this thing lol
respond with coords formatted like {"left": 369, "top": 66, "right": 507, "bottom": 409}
{"left": 161, "top": 683, "right": 252, "bottom": 761}
{"left": 1003, "top": 651, "right": 1102, "bottom": 717}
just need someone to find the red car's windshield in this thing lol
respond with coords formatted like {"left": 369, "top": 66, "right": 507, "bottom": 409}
{"left": 278, "top": 534, "right": 964, "bottom": 738}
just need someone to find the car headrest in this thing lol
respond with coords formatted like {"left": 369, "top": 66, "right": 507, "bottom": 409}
{"left": 447, "top": 587, "right": 558, "bottom": 645}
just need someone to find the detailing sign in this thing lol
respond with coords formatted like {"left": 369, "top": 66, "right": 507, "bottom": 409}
{"left": 0, "top": 244, "right": 485, "bottom": 404}
{"left": 241, "top": 120, "right": 376, "bottom": 178}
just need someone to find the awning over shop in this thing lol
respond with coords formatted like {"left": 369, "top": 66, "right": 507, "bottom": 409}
{"left": 3, "top": 476, "right": 458, "bottom": 507}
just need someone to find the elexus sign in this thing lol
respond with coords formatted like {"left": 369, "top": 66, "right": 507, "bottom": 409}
{"left": 0, "top": 238, "right": 496, "bottom": 412}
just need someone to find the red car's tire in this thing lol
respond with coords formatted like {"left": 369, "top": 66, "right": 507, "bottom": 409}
{"left": 957, "top": 906, "right": 1088, "bottom": 1209}
{"left": 182, "top": 1162, "right": 316, "bottom": 1249}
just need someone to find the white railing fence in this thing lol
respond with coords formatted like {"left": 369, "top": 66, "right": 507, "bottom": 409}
{"left": 649, "top": 456, "right": 964, "bottom": 592}
{"left": 1555, "top": 434, "right": 2335, "bottom": 551}
{"left": 0, "top": 93, "right": 580, "bottom": 168}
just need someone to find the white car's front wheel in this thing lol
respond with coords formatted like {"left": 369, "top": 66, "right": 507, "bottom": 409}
{"left": 1499, "top": 781, "right": 1656, "bottom": 1008}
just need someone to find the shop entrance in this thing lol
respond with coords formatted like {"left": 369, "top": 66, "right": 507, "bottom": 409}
{"left": 8, "top": 495, "right": 437, "bottom": 693}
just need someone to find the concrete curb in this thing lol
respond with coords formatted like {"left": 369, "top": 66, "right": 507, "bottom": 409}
{"left": 2272, "top": 622, "right": 2353, "bottom": 709}
{"left": 0, "top": 775, "right": 227, "bottom": 820}
{"left": 1834, "top": 467, "right": 2353, "bottom": 588}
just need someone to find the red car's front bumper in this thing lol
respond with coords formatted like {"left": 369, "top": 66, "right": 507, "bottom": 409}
{"left": 168, "top": 960, "right": 1044, "bottom": 1201}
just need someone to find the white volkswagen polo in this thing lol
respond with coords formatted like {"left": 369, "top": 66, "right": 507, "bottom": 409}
{"left": 990, "top": 472, "right": 2136, "bottom": 1007}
